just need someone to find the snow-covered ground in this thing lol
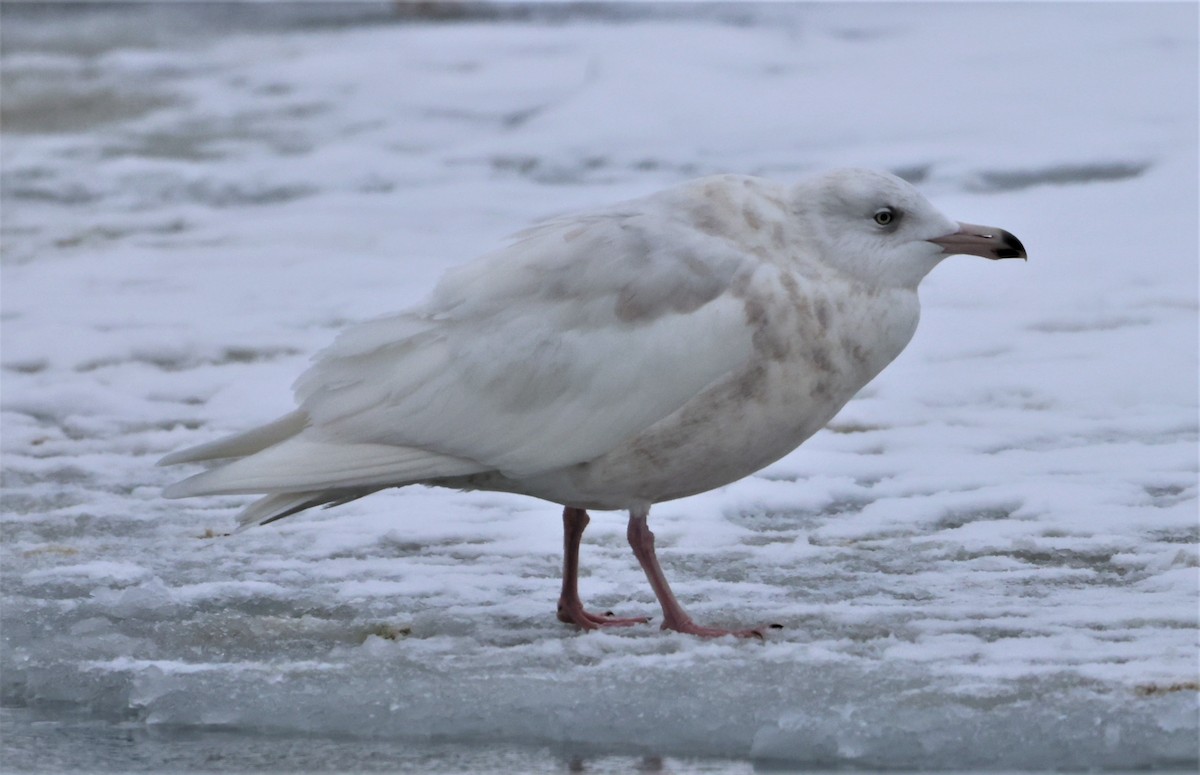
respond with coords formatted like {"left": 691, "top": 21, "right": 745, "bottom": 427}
{"left": 2, "top": 3, "right": 1197, "bottom": 771}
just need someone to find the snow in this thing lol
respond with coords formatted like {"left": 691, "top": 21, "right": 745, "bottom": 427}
{"left": 2, "top": 2, "right": 1197, "bottom": 771}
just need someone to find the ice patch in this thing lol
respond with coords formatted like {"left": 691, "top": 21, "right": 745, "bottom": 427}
{"left": 2, "top": 2, "right": 1197, "bottom": 770}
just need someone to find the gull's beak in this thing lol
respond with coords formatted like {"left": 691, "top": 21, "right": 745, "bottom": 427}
{"left": 929, "top": 222, "right": 1027, "bottom": 260}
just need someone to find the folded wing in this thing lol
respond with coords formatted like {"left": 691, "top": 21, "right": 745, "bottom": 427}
{"left": 161, "top": 188, "right": 763, "bottom": 508}
{"left": 294, "top": 204, "right": 760, "bottom": 478}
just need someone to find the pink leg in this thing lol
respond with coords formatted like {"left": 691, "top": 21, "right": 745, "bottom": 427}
{"left": 627, "top": 506, "right": 764, "bottom": 639}
{"left": 557, "top": 507, "right": 650, "bottom": 629}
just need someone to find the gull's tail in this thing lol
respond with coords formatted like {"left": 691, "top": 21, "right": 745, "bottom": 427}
{"left": 158, "top": 411, "right": 485, "bottom": 528}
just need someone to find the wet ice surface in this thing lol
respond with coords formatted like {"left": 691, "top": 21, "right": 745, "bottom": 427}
{"left": 2, "top": 2, "right": 1198, "bottom": 772}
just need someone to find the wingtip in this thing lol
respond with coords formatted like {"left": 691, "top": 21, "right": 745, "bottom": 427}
{"left": 162, "top": 469, "right": 218, "bottom": 499}
{"left": 157, "top": 449, "right": 189, "bottom": 467}
{"left": 161, "top": 480, "right": 193, "bottom": 499}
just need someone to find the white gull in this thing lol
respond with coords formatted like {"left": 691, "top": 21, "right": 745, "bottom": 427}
{"left": 160, "top": 168, "right": 1026, "bottom": 637}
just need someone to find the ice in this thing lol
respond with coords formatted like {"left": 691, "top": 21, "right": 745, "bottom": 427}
{"left": 2, "top": 2, "right": 1197, "bottom": 771}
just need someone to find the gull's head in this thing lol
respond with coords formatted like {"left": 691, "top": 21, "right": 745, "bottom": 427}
{"left": 792, "top": 168, "right": 1026, "bottom": 288}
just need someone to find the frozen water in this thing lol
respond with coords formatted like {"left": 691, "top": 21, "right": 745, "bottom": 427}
{"left": 2, "top": 2, "right": 1197, "bottom": 771}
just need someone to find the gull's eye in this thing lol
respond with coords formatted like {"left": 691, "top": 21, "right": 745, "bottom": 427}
{"left": 873, "top": 207, "right": 898, "bottom": 227}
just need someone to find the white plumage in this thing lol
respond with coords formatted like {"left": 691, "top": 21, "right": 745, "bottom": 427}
{"left": 161, "top": 168, "right": 1025, "bottom": 636}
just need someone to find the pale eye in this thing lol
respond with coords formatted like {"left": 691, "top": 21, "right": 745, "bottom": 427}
{"left": 873, "top": 207, "right": 898, "bottom": 227}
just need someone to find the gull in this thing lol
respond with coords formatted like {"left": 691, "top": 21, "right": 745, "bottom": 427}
{"left": 160, "top": 169, "right": 1025, "bottom": 637}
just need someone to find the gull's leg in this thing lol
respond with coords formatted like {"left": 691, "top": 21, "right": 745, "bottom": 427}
{"left": 557, "top": 506, "right": 650, "bottom": 629}
{"left": 627, "top": 506, "right": 763, "bottom": 639}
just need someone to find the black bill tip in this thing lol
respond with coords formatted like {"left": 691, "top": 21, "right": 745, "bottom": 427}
{"left": 996, "top": 229, "right": 1027, "bottom": 260}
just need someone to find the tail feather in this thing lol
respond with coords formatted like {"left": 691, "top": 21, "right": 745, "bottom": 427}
{"left": 234, "top": 491, "right": 329, "bottom": 530}
{"left": 232, "top": 489, "right": 378, "bottom": 530}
